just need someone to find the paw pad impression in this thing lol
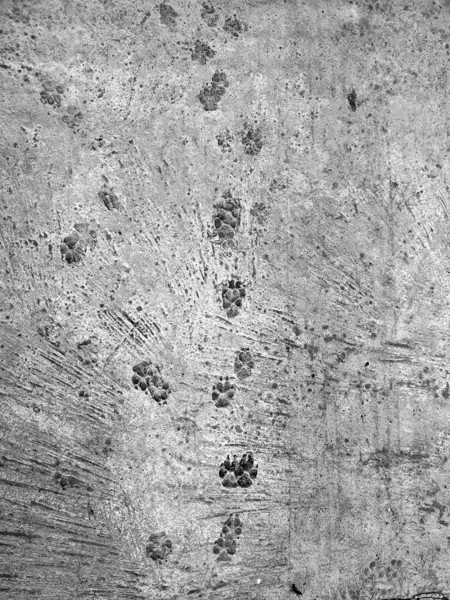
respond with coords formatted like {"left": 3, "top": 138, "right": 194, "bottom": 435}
{"left": 212, "top": 376, "right": 235, "bottom": 407}
{"left": 219, "top": 453, "right": 258, "bottom": 488}
{"left": 131, "top": 360, "right": 171, "bottom": 404}
{"left": 213, "top": 513, "right": 243, "bottom": 561}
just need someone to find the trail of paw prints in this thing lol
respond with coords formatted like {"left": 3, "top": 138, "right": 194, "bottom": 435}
{"left": 98, "top": 185, "right": 121, "bottom": 211}
{"left": 211, "top": 191, "right": 241, "bottom": 242}
{"left": 131, "top": 360, "right": 171, "bottom": 404}
{"left": 213, "top": 514, "right": 242, "bottom": 562}
{"left": 60, "top": 223, "right": 97, "bottom": 264}
{"left": 234, "top": 348, "right": 254, "bottom": 379}
{"left": 145, "top": 531, "right": 173, "bottom": 562}
{"left": 219, "top": 453, "right": 258, "bottom": 488}
{"left": 221, "top": 279, "right": 245, "bottom": 317}
{"left": 212, "top": 376, "right": 235, "bottom": 407}
{"left": 199, "top": 70, "right": 229, "bottom": 112}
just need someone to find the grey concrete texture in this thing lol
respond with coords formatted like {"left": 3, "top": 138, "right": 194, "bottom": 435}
{"left": 1, "top": 0, "right": 450, "bottom": 599}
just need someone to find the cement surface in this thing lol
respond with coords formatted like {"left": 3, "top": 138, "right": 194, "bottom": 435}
{"left": 1, "top": 1, "right": 450, "bottom": 599}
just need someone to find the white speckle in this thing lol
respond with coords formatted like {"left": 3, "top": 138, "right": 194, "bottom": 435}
{"left": 256, "top": 579, "right": 262, "bottom": 585}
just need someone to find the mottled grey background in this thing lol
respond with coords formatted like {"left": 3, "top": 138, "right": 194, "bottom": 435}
{"left": 1, "top": 1, "right": 450, "bottom": 599}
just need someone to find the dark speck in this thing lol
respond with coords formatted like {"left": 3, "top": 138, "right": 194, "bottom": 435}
{"left": 347, "top": 89, "right": 357, "bottom": 111}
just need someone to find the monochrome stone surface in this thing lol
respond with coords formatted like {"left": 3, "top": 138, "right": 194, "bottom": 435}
{"left": 1, "top": 1, "right": 450, "bottom": 600}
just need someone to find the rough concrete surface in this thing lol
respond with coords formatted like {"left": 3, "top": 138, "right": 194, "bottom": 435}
{"left": 1, "top": 0, "right": 450, "bottom": 599}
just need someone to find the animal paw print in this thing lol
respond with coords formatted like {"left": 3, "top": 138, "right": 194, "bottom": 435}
{"left": 212, "top": 376, "right": 235, "bottom": 408}
{"left": 53, "top": 472, "right": 79, "bottom": 490}
{"left": 216, "top": 129, "right": 233, "bottom": 153}
{"left": 213, "top": 514, "right": 243, "bottom": 561}
{"left": 212, "top": 192, "right": 241, "bottom": 242}
{"left": 60, "top": 223, "right": 97, "bottom": 264}
{"left": 234, "top": 348, "right": 254, "bottom": 379}
{"left": 146, "top": 531, "right": 172, "bottom": 561}
{"left": 223, "top": 14, "right": 248, "bottom": 37}
{"left": 191, "top": 40, "right": 215, "bottom": 64}
{"left": 242, "top": 121, "right": 263, "bottom": 155}
{"left": 62, "top": 105, "right": 83, "bottom": 132}
{"left": 77, "top": 338, "right": 99, "bottom": 365}
{"left": 222, "top": 279, "right": 245, "bottom": 317}
{"left": 131, "top": 360, "right": 171, "bottom": 404}
{"left": 219, "top": 453, "right": 258, "bottom": 488}
{"left": 98, "top": 186, "right": 121, "bottom": 210}
{"left": 159, "top": 3, "right": 178, "bottom": 29}
{"left": 40, "top": 80, "right": 64, "bottom": 107}
{"left": 198, "top": 70, "right": 229, "bottom": 112}
{"left": 201, "top": 1, "right": 219, "bottom": 26}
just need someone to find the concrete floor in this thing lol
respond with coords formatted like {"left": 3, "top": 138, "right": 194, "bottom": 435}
{"left": 1, "top": 1, "right": 450, "bottom": 599}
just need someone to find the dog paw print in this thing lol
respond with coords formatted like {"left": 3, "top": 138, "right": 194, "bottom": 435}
{"left": 212, "top": 192, "right": 241, "bottom": 242}
{"left": 198, "top": 70, "right": 229, "bottom": 112}
{"left": 216, "top": 128, "right": 233, "bottom": 153}
{"left": 219, "top": 453, "right": 258, "bottom": 488}
{"left": 191, "top": 40, "right": 215, "bottom": 64}
{"left": 242, "top": 121, "right": 263, "bottom": 155}
{"left": 223, "top": 14, "right": 248, "bottom": 37}
{"left": 222, "top": 279, "right": 245, "bottom": 317}
{"left": 54, "top": 472, "right": 79, "bottom": 490}
{"left": 234, "top": 348, "right": 254, "bottom": 379}
{"left": 201, "top": 1, "right": 219, "bottom": 26}
{"left": 159, "top": 3, "right": 178, "bottom": 29}
{"left": 62, "top": 105, "right": 83, "bottom": 132}
{"left": 213, "top": 514, "right": 243, "bottom": 561}
{"left": 40, "top": 80, "right": 64, "bottom": 107}
{"left": 60, "top": 223, "right": 97, "bottom": 264}
{"left": 212, "top": 376, "right": 235, "bottom": 407}
{"left": 77, "top": 338, "right": 99, "bottom": 366}
{"left": 131, "top": 360, "right": 171, "bottom": 404}
{"left": 98, "top": 186, "right": 121, "bottom": 210}
{"left": 146, "top": 531, "right": 172, "bottom": 561}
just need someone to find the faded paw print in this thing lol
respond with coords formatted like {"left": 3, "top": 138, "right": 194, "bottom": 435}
{"left": 212, "top": 192, "right": 241, "bottom": 242}
{"left": 213, "top": 514, "right": 242, "bottom": 561}
{"left": 362, "top": 559, "right": 404, "bottom": 596}
{"left": 242, "top": 121, "right": 263, "bottom": 155}
{"left": 131, "top": 360, "right": 171, "bottom": 404}
{"left": 98, "top": 186, "right": 121, "bottom": 210}
{"left": 199, "top": 70, "right": 229, "bottom": 112}
{"left": 191, "top": 40, "right": 215, "bottom": 64}
{"left": 212, "top": 376, "right": 235, "bottom": 407}
{"left": 159, "top": 3, "right": 178, "bottom": 29}
{"left": 60, "top": 223, "right": 97, "bottom": 264}
{"left": 53, "top": 472, "right": 80, "bottom": 491}
{"left": 62, "top": 105, "right": 83, "bottom": 132}
{"left": 77, "top": 338, "right": 99, "bottom": 366}
{"left": 216, "top": 128, "right": 233, "bottom": 153}
{"left": 201, "top": 1, "right": 219, "bottom": 26}
{"left": 222, "top": 279, "right": 245, "bottom": 317}
{"left": 40, "top": 80, "right": 64, "bottom": 107}
{"left": 223, "top": 14, "right": 247, "bottom": 37}
{"left": 146, "top": 531, "right": 172, "bottom": 561}
{"left": 234, "top": 348, "right": 254, "bottom": 379}
{"left": 219, "top": 453, "right": 258, "bottom": 488}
